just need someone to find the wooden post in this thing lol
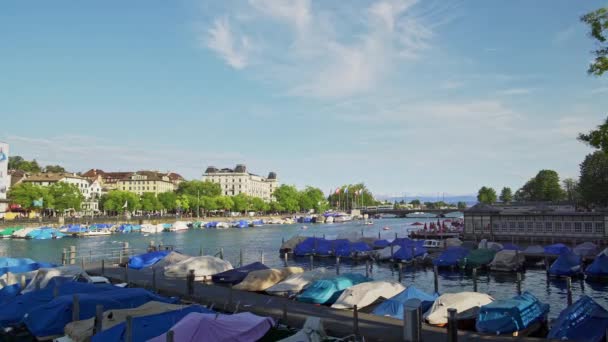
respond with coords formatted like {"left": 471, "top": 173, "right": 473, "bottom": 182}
{"left": 395, "top": 232, "right": 398, "bottom": 240}
{"left": 283, "top": 252, "right": 288, "bottom": 267}
{"left": 447, "top": 308, "right": 457, "bottom": 342}
{"left": 119, "top": 250, "right": 124, "bottom": 264}
{"left": 81, "top": 256, "right": 85, "bottom": 271}
{"left": 472, "top": 268, "right": 478, "bottom": 292}
{"left": 220, "top": 248, "right": 224, "bottom": 260}
{"left": 309, "top": 254, "right": 314, "bottom": 271}
{"left": 166, "top": 330, "right": 174, "bottom": 342}
{"left": 124, "top": 265, "right": 129, "bottom": 284}
{"left": 398, "top": 263, "right": 403, "bottom": 282}
{"left": 353, "top": 305, "right": 360, "bottom": 339}
{"left": 72, "top": 295, "right": 80, "bottom": 322}
{"left": 566, "top": 277, "right": 573, "bottom": 306}
{"left": 187, "top": 269, "right": 195, "bottom": 296}
{"left": 516, "top": 272, "right": 522, "bottom": 295}
{"left": 20, "top": 275, "right": 26, "bottom": 289}
{"left": 378, "top": 231, "right": 381, "bottom": 239}
{"left": 433, "top": 266, "right": 439, "bottom": 294}
{"left": 101, "top": 259, "right": 105, "bottom": 276}
{"left": 94, "top": 304, "right": 103, "bottom": 334}
{"left": 70, "top": 246, "right": 76, "bottom": 265}
{"left": 125, "top": 316, "right": 133, "bottom": 342}
{"left": 199, "top": 245, "right": 203, "bottom": 256}
{"left": 152, "top": 267, "right": 157, "bottom": 292}
{"left": 260, "top": 251, "right": 264, "bottom": 264}
{"left": 336, "top": 256, "right": 341, "bottom": 275}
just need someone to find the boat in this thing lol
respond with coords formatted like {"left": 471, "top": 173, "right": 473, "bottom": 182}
{"left": 26, "top": 227, "right": 66, "bottom": 240}
{"left": 278, "top": 317, "right": 327, "bottom": 342}
{"left": 250, "top": 219, "right": 264, "bottom": 227}
{"left": 116, "top": 224, "right": 141, "bottom": 233}
{"left": 325, "top": 216, "right": 334, "bottom": 224}
{"left": 168, "top": 221, "right": 189, "bottom": 232}
{"left": 331, "top": 280, "right": 405, "bottom": 310}
{"left": 372, "top": 239, "right": 390, "bottom": 249}
{"left": 23, "top": 288, "right": 176, "bottom": 338}
{"left": 63, "top": 224, "right": 88, "bottom": 235}
{"left": 422, "top": 239, "right": 444, "bottom": 249}
{"left": 334, "top": 214, "right": 352, "bottom": 223}
{"left": 0, "top": 257, "right": 44, "bottom": 276}
{"left": 549, "top": 251, "right": 582, "bottom": 277}
{"left": 478, "top": 239, "right": 503, "bottom": 251}
{"left": 425, "top": 292, "right": 494, "bottom": 326}
{"left": 406, "top": 212, "right": 437, "bottom": 218}
{"left": 433, "top": 247, "right": 469, "bottom": 268}
{"left": 392, "top": 239, "right": 427, "bottom": 262}
{"left": 372, "top": 286, "right": 439, "bottom": 319}
{"left": 11, "top": 227, "right": 36, "bottom": 238}
{"left": 585, "top": 254, "right": 608, "bottom": 280}
{"left": 22, "top": 266, "right": 91, "bottom": 293}
{"left": 64, "top": 301, "right": 195, "bottom": 342}
{"left": 216, "top": 222, "right": 230, "bottom": 229}
{"left": 383, "top": 226, "right": 391, "bottom": 230}
{"left": 211, "top": 262, "right": 270, "bottom": 285}
{"left": 128, "top": 250, "right": 171, "bottom": 270}
{"left": 147, "top": 312, "right": 274, "bottom": 342}
{"left": 489, "top": 250, "right": 525, "bottom": 272}
{"left": 522, "top": 245, "right": 545, "bottom": 264}
{"left": 544, "top": 243, "right": 571, "bottom": 256}
{"left": 363, "top": 220, "right": 374, "bottom": 225}
{"left": 0, "top": 226, "right": 22, "bottom": 238}
{"left": 232, "top": 220, "right": 249, "bottom": 228}
{"left": 375, "top": 245, "right": 400, "bottom": 261}
{"left": 501, "top": 243, "right": 521, "bottom": 251}
{"left": 476, "top": 292, "right": 549, "bottom": 336}
{"left": 445, "top": 238, "right": 463, "bottom": 247}
{"left": 163, "top": 256, "right": 233, "bottom": 280}
{"left": 83, "top": 228, "right": 111, "bottom": 237}
{"left": 280, "top": 236, "right": 307, "bottom": 254}
{"left": 459, "top": 248, "right": 496, "bottom": 269}
{"left": 140, "top": 224, "right": 163, "bottom": 234}
{"left": 293, "top": 237, "right": 332, "bottom": 257}
{"left": 297, "top": 273, "right": 371, "bottom": 305}
{"left": 265, "top": 268, "right": 329, "bottom": 297}
{"left": 574, "top": 242, "right": 599, "bottom": 258}
{"left": 547, "top": 295, "right": 608, "bottom": 342}
{"left": 334, "top": 240, "right": 374, "bottom": 259}
{"left": 233, "top": 267, "right": 304, "bottom": 292}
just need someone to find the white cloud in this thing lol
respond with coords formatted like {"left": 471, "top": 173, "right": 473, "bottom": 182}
{"left": 204, "top": 17, "right": 251, "bottom": 69}
{"left": 497, "top": 88, "right": 535, "bottom": 96}
{"left": 199, "top": 0, "right": 443, "bottom": 98}
{"left": 440, "top": 80, "right": 464, "bottom": 89}
{"left": 553, "top": 25, "right": 577, "bottom": 45}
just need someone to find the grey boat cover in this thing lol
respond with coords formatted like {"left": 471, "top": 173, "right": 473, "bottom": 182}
{"left": 22, "top": 266, "right": 91, "bottom": 293}
{"left": 445, "top": 238, "right": 463, "bottom": 247}
{"left": 331, "top": 281, "right": 405, "bottom": 309}
{"left": 489, "top": 250, "right": 525, "bottom": 271}
{"left": 281, "top": 236, "right": 307, "bottom": 251}
{"left": 164, "top": 256, "right": 232, "bottom": 280}
{"left": 425, "top": 292, "right": 494, "bottom": 325}
{"left": 573, "top": 242, "right": 599, "bottom": 258}
{"left": 278, "top": 317, "right": 327, "bottom": 342}
{"left": 376, "top": 245, "right": 400, "bottom": 261}
{"left": 266, "top": 268, "right": 329, "bottom": 296}
{"left": 523, "top": 245, "right": 545, "bottom": 254}
{"left": 233, "top": 267, "right": 304, "bottom": 292}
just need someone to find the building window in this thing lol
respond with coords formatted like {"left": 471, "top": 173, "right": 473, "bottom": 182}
{"left": 595, "top": 222, "right": 604, "bottom": 234}
{"left": 554, "top": 222, "right": 562, "bottom": 233}
{"left": 574, "top": 222, "right": 582, "bottom": 233}
{"left": 545, "top": 222, "right": 553, "bottom": 233}
{"left": 509, "top": 222, "right": 516, "bottom": 231}
{"left": 584, "top": 222, "right": 593, "bottom": 233}
{"left": 564, "top": 222, "right": 572, "bottom": 233}
{"left": 517, "top": 222, "right": 524, "bottom": 232}
{"left": 535, "top": 222, "right": 543, "bottom": 232}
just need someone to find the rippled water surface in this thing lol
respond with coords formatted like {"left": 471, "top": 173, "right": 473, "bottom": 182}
{"left": 1, "top": 218, "right": 606, "bottom": 319}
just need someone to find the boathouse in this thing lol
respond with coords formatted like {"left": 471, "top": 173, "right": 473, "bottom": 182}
{"left": 463, "top": 202, "right": 608, "bottom": 244}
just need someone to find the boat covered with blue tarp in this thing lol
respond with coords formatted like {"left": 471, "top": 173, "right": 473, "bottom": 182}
{"left": 233, "top": 220, "right": 249, "bottom": 228}
{"left": 501, "top": 243, "right": 521, "bottom": 251}
{"left": 0, "top": 280, "right": 116, "bottom": 328}
{"left": 26, "top": 227, "right": 66, "bottom": 240}
{"left": 373, "top": 239, "right": 390, "bottom": 249}
{"left": 23, "top": 288, "right": 177, "bottom": 338}
{"left": 392, "top": 243, "right": 427, "bottom": 262}
{"left": 547, "top": 295, "right": 608, "bottom": 342}
{"left": 297, "top": 273, "right": 370, "bottom": 305}
{"left": 573, "top": 242, "right": 599, "bottom": 258}
{"left": 0, "top": 257, "right": 38, "bottom": 276}
{"left": 585, "top": 254, "right": 608, "bottom": 279}
{"left": 65, "top": 225, "right": 88, "bottom": 234}
{"left": 476, "top": 292, "right": 549, "bottom": 335}
{"left": 372, "top": 286, "right": 438, "bottom": 319}
{"left": 294, "top": 237, "right": 332, "bottom": 257}
{"left": 128, "top": 250, "right": 171, "bottom": 270}
{"left": 544, "top": 243, "right": 570, "bottom": 255}
{"left": 433, "top": 247, "right": 469, "bottom": 267}
{"left": 92, "top": 305, "right": 214, "bottom": 342}
{"left": 334, "top": 240, "right": 372, "bottom": 258}
{"left": 549, "top": 252, "right": 582, "bottom": 277}
{"left": 212, "top": 262, "right": 270, "bottom": 285}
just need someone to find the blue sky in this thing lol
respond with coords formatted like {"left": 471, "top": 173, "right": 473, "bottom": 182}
{"left": 2, "top": 0, "right": 608, "bottom": 197}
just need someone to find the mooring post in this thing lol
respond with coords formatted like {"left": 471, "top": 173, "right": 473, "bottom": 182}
{"left": 395, "top": 232, "right": 398, "bottom": 240}
{"left": 119, "top": 250, "right": 124, "bottom": 264}
{"left": 220, "top": 248, "right": 224, "bottom": 260}
{"left": 282, "top": 303, "right": 288, "bottom": 324}
{"left": 125, "top": 316, "right": 133, "bottom": 342}
{"left": 309, "top": 254, "right": 314, "bottom": 271}
{"left": 199, "top": 245, "right": 203, "bottom": 256}
{"left": 566, "top": 277, "right": 573, "bottom": 306}
{"left": 101, "top": 259, "right": 105, "bottom": 276}
{"left": 447, "top": 308, "right": 458, "bottom": 342}
{"left": 353, "top": 305, "right": 360, "bottom": 339}
{"left": 94, "top": 304, "right": 103, "bottom": 334}
{"left": 336, "top": 256, "right": 341, "bottom": 275}
{"left": 72, "top": 295, "right": 80, "bottom": 322}
{"left": 81, "top": 256, "right": 85, "bottom": 271}
{"left": 187, "top": 269, "right": 195, "bottom": 296}
{"left": 240, "top": 249, "right": 244, "bottom": 267}
{"left": 53, "top": 285, "right": 59, "bottom": 298}
{"left": 61, "top": 248, "right": 67, "bottom": 265}
{"left": 20, "top": 274, "right": 26, "bottom": 289}
{"left": 398, "top": 263, "right": 403, "bottom": 282}
{"left": 378, "top": 231, "right": 381, "bottom": 239}
{"left": 472, "top": 268, "right": 478, "bottom": 292}
{"left": 70, "top": 246, "right": 76, "bottom": 265}
{"left": 123, "top": 242, "right": 129, "bottom": 259}
{"left": 152, "top": 267, "right": 157, "bottom": 292}
{"left": 365, "top": 260, "right": 370, "bottom": 278}
{"left": 516, "top": 272, "right": 522, "bottom": 295}
{"left": 260, "top": 250, "right": 264, "bottom": 264}
{"left": 283, "top": 252, "right": 288, "bottom": 267}
{"left": 166, "top": 330, "right": 174, "bottom": 342}
{"left": 433, "top": 266, "right": 439, "bottom": 294}
{"left": 403, "top": 300, "right": 422, "bottom": 342}
{"left": 229, "top": 284, "right": 234, "bottom": 309}
{"left": 281, "top": 237, "right": 285, "bottom": 244}
{"left": 544, "top": 257, "right": 549, "bottom": 272}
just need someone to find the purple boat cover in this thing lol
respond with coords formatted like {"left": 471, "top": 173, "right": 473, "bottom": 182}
{"left": 148, "top": 312, "right": 275, "bottom": 342}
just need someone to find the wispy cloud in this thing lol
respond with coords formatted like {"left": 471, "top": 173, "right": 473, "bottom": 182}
{"left": 496, "top": 87, "right": 535, "bottom": 96}
{"left": 198, "top": 0, "right": 450, "bottom": 98}
{"left": 591, "top": 87, "right": 608, "bottom": 95}
{"left": 440, "top": 80, "right": 464, "bottom": 89}
{"left": 553, "top": 25, "right": 578, "bottom": 45}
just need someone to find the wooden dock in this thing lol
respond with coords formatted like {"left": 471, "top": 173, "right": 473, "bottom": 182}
{"left": 85, "top": 262, "right": 545, "bottom": 342}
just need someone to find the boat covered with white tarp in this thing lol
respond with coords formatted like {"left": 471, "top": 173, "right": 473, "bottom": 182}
{"left": 234, "top": 267, "right": 304, "bottom": 292}
{"left": 164, "top": 256, "right": 232, "bottom": 280}
{"left": 22, "top": 266, "right": 91, "bottom": 293}
{"left": 265, "top": 268, "right": 329, "bottom": 296}
{"left": 425, "top": 292, "right": 494, "bottom": 326}
{"left": 331, "top": 280, "right": 405, "bottom": 310}
{"left": 489, "top": 250, "right": 525, "bottom": 272}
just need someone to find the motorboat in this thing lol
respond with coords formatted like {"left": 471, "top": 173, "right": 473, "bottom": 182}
{"left": 331, "top": 280, "right": 405, "bottom": 310}
{"left": 233, "top": 267, "right": 304, "bottom": 292}
{"left": 297, "top": 273, "right": 370, "bottom": 305}
{"left": 476, "top": 292, "right": 549, "bottom": 336}
{"left": 549, "top": 251, "right": 582, "bottom": 277}
{"left": 489, "top": 250, "right": 525, "bottom": 272}
{"left": 547, "top": 295, "right": 608, "bottom": 342}
{"left": 425, "top": 292, "right": 494, "bottom": 326}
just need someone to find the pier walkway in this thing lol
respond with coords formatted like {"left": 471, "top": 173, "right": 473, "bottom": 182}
{"left": 86, "top": 262, "right": 543, "bottom": 342}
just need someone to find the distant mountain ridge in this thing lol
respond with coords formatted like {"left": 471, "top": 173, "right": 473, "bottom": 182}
{"left": 377, "top": 195, "right": 478, "bottom": 206}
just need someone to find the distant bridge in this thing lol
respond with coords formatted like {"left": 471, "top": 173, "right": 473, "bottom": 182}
{"left": 359, "top": 207, "right": 464, "bottom": 218}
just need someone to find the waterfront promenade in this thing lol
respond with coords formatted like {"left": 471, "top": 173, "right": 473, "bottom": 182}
{"left": 87, "top": 262, "right": 543, "bottom": 342}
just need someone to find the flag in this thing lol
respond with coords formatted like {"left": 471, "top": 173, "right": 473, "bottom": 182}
{"left": 344, "top": 188, "right": 349, "bottom": 194}
{"left": 122, "top": 201, "right": 128, "bottom": 209}
{"left": 335, "top": 188, "right": 341, "bottom": 194}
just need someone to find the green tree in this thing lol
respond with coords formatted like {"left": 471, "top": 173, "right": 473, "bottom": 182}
{"left": 231, "top": 193, "right": 252, "bottom": 212}
{"left": 477, "top": 186, "right": 497, "bottom": 204}
{"left": 44, "top": 165, "right": 66, "bottom": 173}
{"left": 499, "top": 187, "right": 513, "bottom": 203}
{"left": 158, "top": 192, "right": 177, "bottom": 211}
{"left": 251, "top": 197, "right": 270, "bottom": 212}
{"left": 298, "top": 186, "right": 328, "bottom": 213}
{"left": 273, "top": 185, "right": 300, "bottom": 213}
{"left": 562, "top": 178, "right": 580, "bottom": 203}
{"left": 424, "top": 202, "right": 436, "bottom": 209}
{"left": 48, "top": 182, "right": 83, "bottom": 213}
{"left": 200, "top": 196, "right": 218, "bottom": 212}
{"left": 215, "top": 196, "right": 234, "bottom": 211}
{"left": 457, "top": 201, "right": 467, "bottom": 209}
{"left": 581, "top": 7, "right": 608, "bottom": 76}
{"left": 176, "top": 194, "right": 190, "bottom": 211}
{"left": 327, "top": 183, "right": 376, "bottom": 209}
{"left": 578, "top": 116, "right": 608, "bottom": 152}
{"left": 8, "top": 156, "right": 42, "bottom": 173}
{"left": 177, "top": 180, "right": 221, "bottom": 197}
{"left": 140, "top": 192, "right": 161, "bottom": 212}
{"left": 578, "top": 151, "right": 608, "bottom": 207}
{"left": 101, "top": 190, "right": 140, "bottom": 213}
{"left": 409, "top": 199, "right": 421, "bottom": 207}
{"left": 515, "top": 170, "right": 566, "bottom": 202}
{"left": 8, "top": 183, "right": 53, "bottom": 210}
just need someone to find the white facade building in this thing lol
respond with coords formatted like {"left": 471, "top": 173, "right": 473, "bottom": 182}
{"left": 23, "top": 173, "right": 92, "bottom": 199}
{"left": 202, "top": 164, "right": 278, "bottom": 201}
{"left": 0, "top": 142, "right": 9, "bottom": 218}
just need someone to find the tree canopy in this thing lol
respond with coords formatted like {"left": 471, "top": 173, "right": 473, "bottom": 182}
{"left": 48, "top": 182, "right": 83, "bottom": 212}
{"left": 514, "top": 170, "right": 566, "bottom": 202}
{"left": 581, "top": 7, "right": 608, "bottom": 76}
{"left": 176, "top": 180, "right": 221, "bottom": 197}
{"left": 578, "top": 116, "right": 608, "bottom": 153}
{"left": 100, "top": 191, "right": 140, "bottom": 213}
{"left": 578, "top": 151, "right": 608, "bottom": 208}
{"left": 272, "top": 185, "right": 300, "bottom": 213}
{"left": 8, "top": 156, "right": 42, "bottom": 173}
{"left": 477, "top": 186, "right": 497, "bottom": 204}
{"left": 8, "top": 183, "right": 53, "bottom": 210}
{"left": 327, "top": 183, "right": 377, "bottom": 210}
{"left": 499, "top": 187, "right": 513, "bottom": 203}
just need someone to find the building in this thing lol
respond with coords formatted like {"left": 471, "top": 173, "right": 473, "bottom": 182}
{"left": 0, "top": 142, "right": 9, "bottom": 218}
{"left": 202, "top": 164, "right": 278, "bottom": 201}
{"left": 23, "top": 173, "right": 92, "bottom": 199}
{"left": 115, "top": 171, "right": 175, "bottom": 195}
{"left": 81, "top": 169, "right": 132, "bottom": 192}
{"left": 464, "top": 202, "right": 608, "bottom": 243}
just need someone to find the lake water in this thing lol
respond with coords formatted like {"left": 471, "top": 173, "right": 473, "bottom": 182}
{"left": 1, "top": 218, "right": 606, "bottom": 319}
